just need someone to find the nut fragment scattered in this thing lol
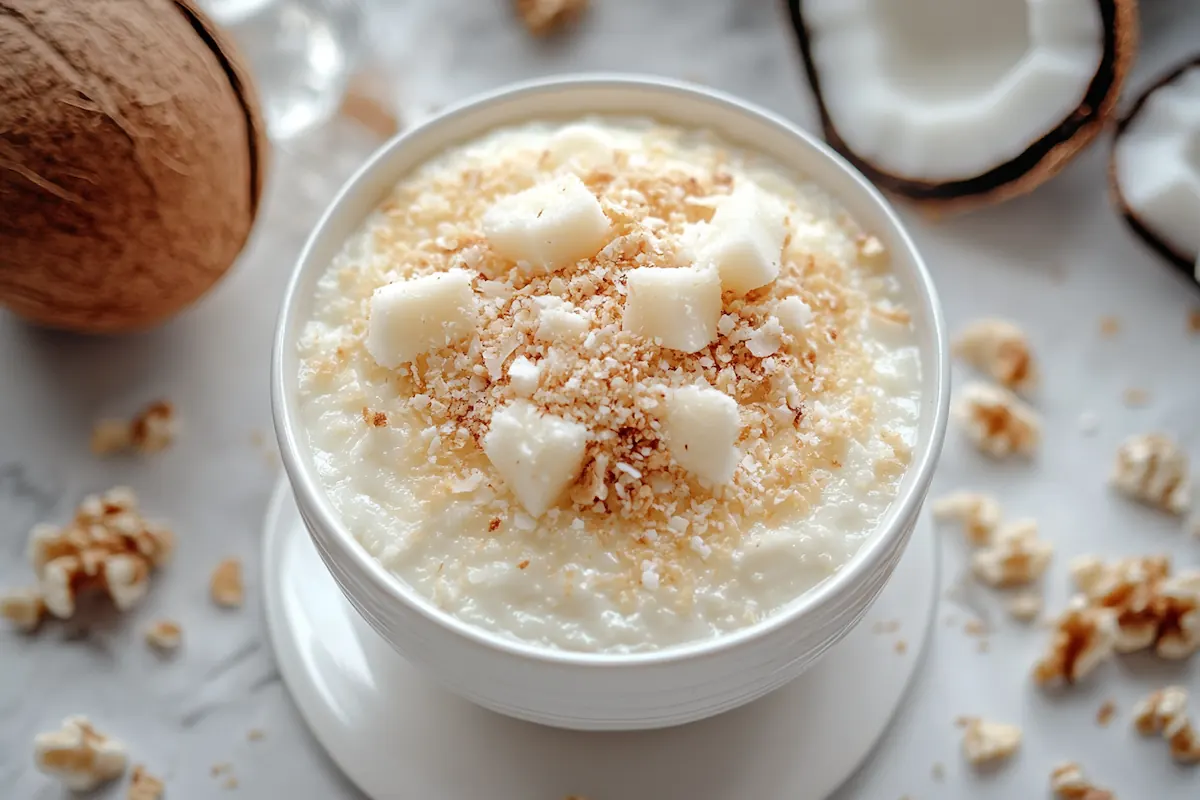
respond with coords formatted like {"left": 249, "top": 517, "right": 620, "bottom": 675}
{"left": 1096, "top": 700, "right": 1116, "bottom": 727}
{"left": 210, "top": 558, "right": 244, "bottom": 609}
{"left": 954, "top": 382, "right": 1040, "bottom": 458}
{"left": 1132, "top": 686, "right": 1200, "bottom": 764}
{"left": 128, "top": 765, "right": 165, "bottom": 800}
{"left": 960, "top": 717, "right": 1022, "bottom": 766}
{"left": 144, "top": 619, "right": 182, "bottom": 653}
{"left": 27, "top": 488, "right": 174, "bottom": 619}
{"left": 931, "top": 490, "right": 1001, "bottom": 545}
{"left": 1033, "top": 598, "right": 1118, "bottom": 686}
{"left": 1110, "top": 433, "right": 1190, "bottom": 514}
{"left": 1050, "top": 762, "right": 1115, "bottom": 799}
{"left": 1069, "top": 555, "right": 1200, "bottom": 658}
{"left": 971, "top": 520, "right": 1053, "bottom": 587}
{"left": 91, "top": 401, "right": 179, "bottom": 456}
{"left": 1099, "top": 315, "right": 1121, "bottom": 337}
{"left": 34, "top": 716, "right": 127, "bottom": 792}
{"left": 953, "top": 318, "right": 1036, "bottom": 394}
{"left": 514, "top": 0, "right": 587, "bottom": 35}
{"left": 1007, "top": 592, "right": 1043, "bottom": 623}
{"left": 1122, "top": 387, "right": 1151, "bottom": 408}
{"left": 1, "top": 587, "right": 46, "bottom": 632}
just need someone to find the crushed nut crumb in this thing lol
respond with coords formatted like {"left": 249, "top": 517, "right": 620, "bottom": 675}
{"left": 963, "top": 619, "right": 988, "bottom": 637}
{"left": 953, "top": 318, "right": 1036, "bottom": 394}
{"left": 210, "top": 559, "right": 244, "bottom": 609}
{"left": 1096, "top": 700, "right": 1116, "bottom": 727}
{"left": 894, "top": 639, "right": 907, "bottom": 655}
{"left": 1110, "top": 434, "right": 1189, "bottom": 514}
{"left": 91, "top": 401, "right": 178, "bottom": 456}
{"left": 1188, "top": 310, "right": 1200, "bottom": 334}
{"left": 1, "top": 587, "right": 45, "bottom": 632}
{"left": 1050, "top": 762, "right": 1114, "bottom": 799}
{"left": 971, "top": 520, "right": 1053, "bottom": 588}
{"left": 1008, "top": 591, "right": 1043, "bottom": 623}
{"left": 931, "top": 490, "right": 1001, "bottom": 545}
{"left": 34, "top": 716, "right": 127, "bottom": 792}
{"left": 954, "top": 382, "right": 1040, "bottom": 458}
{"left": 26, "top": 488, "right": 173, "bottom": 619}
{"left": 1099, "top": 316, "right": 1121, "bottom": 337}
{"left": 144, "top": 619, "right": 182, "bottom": 653}
{"left": 128, "top": 765, "right": 165, "bottom": 800}
{"left": 1033, "top": 598, "right": 1118, "bottom": 686}
{"left": 1122, "top": 387, "right": 1151, "bottom": 408}
{"left": 211, "top": 763, "right": 232, "bottom": 777}
{"left": 362, "top": 407, "right": 388, "bottom": 427}
{"left": 961, "top": 717, "right": 1022, "bottom": 766}
{"left": 514, "top": 0, "right": 587, "bottom": 35}
{"left": 247, "top": 728, "right": 265, "bottom": 742}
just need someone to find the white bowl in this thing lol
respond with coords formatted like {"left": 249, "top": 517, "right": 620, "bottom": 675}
{"left": 272, "top": 75, "right": 950, "bottom": 731}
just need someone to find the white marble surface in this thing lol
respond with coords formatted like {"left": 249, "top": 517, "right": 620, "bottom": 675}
{"left": 3, "top": 0, "right": 1200, "bottom": 797}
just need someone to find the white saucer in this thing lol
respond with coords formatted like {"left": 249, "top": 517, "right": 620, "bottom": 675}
{"left": 262, "top": 480, "right": 939, "bottom": 800}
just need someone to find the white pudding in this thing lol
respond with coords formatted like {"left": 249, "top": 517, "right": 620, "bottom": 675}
{"left": 296, "top": 118, "right": 921, "bottom": 653}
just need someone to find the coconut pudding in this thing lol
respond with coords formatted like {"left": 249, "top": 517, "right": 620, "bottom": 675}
{"left": 296, "top": 118, "right": 921, "bottom": 653}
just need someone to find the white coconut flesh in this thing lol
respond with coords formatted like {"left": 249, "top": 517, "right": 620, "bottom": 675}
{"left": 1113, "top": 66, "right": 1200, "bottom": 269}
{"left": 802, "top": 0, "right": 1104, "bottom": 182}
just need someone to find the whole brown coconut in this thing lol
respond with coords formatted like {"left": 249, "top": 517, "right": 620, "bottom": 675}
{"left": 0, "top": 0, "right": 267, "bottom": 333}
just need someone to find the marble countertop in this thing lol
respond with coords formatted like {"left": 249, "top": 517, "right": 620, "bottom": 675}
{"left": 3, "top": 0, "right": 1200, "bottom": 797}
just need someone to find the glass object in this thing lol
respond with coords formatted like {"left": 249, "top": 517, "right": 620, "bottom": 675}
{"left": 199, "top": 0, "right": 365, "bottom": 140}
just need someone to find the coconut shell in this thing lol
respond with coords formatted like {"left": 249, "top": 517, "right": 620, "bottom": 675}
{"left": 0, "top": 0, "right": 267, "bottom": 333}
{"left": 1109, "top": 53, "right": 1200, "bottom": 283}
{"left": 784, "top": 0, "right": 1138, "bottom": 214}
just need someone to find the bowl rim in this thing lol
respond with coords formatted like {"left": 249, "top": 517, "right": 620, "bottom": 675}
{"left": 272, "top": 73, "right": 950, "bottom": 669}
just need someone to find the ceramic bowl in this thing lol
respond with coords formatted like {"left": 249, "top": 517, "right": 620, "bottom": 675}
{"left": 272, "top": 75, "right": 950, "bottom": 731}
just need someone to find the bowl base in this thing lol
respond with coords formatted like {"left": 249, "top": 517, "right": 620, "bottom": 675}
{"left": 262, "top": 479, "right": 938, "bottom": 800}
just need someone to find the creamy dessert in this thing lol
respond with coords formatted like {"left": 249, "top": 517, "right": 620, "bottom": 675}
{"left": 297, "top": 118, "right": 921, "bottom": 653}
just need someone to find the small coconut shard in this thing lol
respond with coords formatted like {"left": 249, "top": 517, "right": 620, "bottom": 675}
{"left": 0, "top": 0, "right": 266, "bottom": 333}
{"left": 1111, "top": 54, "right": 1200, "bottom": 286}
{"left": 786, "top": 0, "right": 1136, "bottom": 211}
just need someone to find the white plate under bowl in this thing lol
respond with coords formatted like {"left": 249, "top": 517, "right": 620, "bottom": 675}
{"left": 262, "top": 479, "right": 939, "bottom": 799}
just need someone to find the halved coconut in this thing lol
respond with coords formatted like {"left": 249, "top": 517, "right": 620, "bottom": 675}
{"left": 1110, "top": 55, "right": 1200, "bottom": 285}
{"left": 785, "top": 0, "right": 1137, "bottom": 211}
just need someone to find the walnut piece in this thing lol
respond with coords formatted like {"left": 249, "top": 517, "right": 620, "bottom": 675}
{"left": 91, "top": 401, "right": 179, "bottom": 456}
{"left": 1070, "top": 555, "right": 1199, "bottom": 658}
{"left": 144, "top": 619, "right": 182, "bottom": 652}
{"left": 27, "top": 488, "right": 173, "bottom": 619}
{"left": 1033, "top": 598, "right": 1118, "bottom": 686}
{"left": 971, "top": 520, "right": 1053, "bottom": 587}
{"left": 128, "top": 765, "right": 165, "bottom": 800}
{"left": 953, "top": 382, "right": 1040, "bottom": 458}
{"left": 210, "top": 558, "right": 244, "bottom": 608}
{"left": 931, "top": 490, "right": 1001, "bottom": 545}
{"left": 1007, "top": 591, "right": 1043, "bottom": 623}
{"left": 1, "top": 587, "right": 46, "bottom": 632}
{"left": 1050, "top": 762, "right": 1115, "bottom": 799}
{"left": 1110, "top": 434, "right": 1190, "bottom": 514}
{"left": 514, "top": 0, "right": 587, "bottom": 35}
{"left": 34, "top": 716, "right": 127, "bottom": 792}
{"left": 960, "top": 717, "right": 1022, "bottom": 766}
{"left": 1132, "top": 686, "right": 1200, "bottom": 764}
{"left": 953, "top": 318, "right": 1037, "bottom": 394}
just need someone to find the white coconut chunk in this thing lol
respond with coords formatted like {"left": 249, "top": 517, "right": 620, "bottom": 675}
{"left": 545, "top": 124, "right": 615, "bottom": 169}
{"left": 699, "top": 182, "right": 787, "bottom": 295}
{"left": 366, "top": 269, "right": 478, "bottom": 368}
{"left": 1113, "top": 65, "right": 1200, "bottom": 263}
{"left": 482, "top": 174, "right": 611, "bottom": 272}
{"left": 663, "top": 385, "right": 740, "bottom": 485}
{"left": 482, "top": 401, "right": 590, "bottom": 517}
{"left": 623, "top": 265, "right": 721, "bottom": 353}
{"left": 535, "top": 298, "right": 590, "bottom": 342}
{"left": 508, "top": 356, "right": 541, "bottom": 397}
{"left": 774, "top": 296, "right": 814, "bottom": 335}
{"left": 801, "top": 0, "right": 1105, "bottom": 181}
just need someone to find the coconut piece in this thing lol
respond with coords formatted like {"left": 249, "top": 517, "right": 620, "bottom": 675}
{"left": 0, "top": 0, "right": 266, "bottom": 332}
{"left": 1110, "top": 54, "right": 1200, "bottom": 285}
{"left": 786, "top": 0, "right": 1136, "bottom": 211}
